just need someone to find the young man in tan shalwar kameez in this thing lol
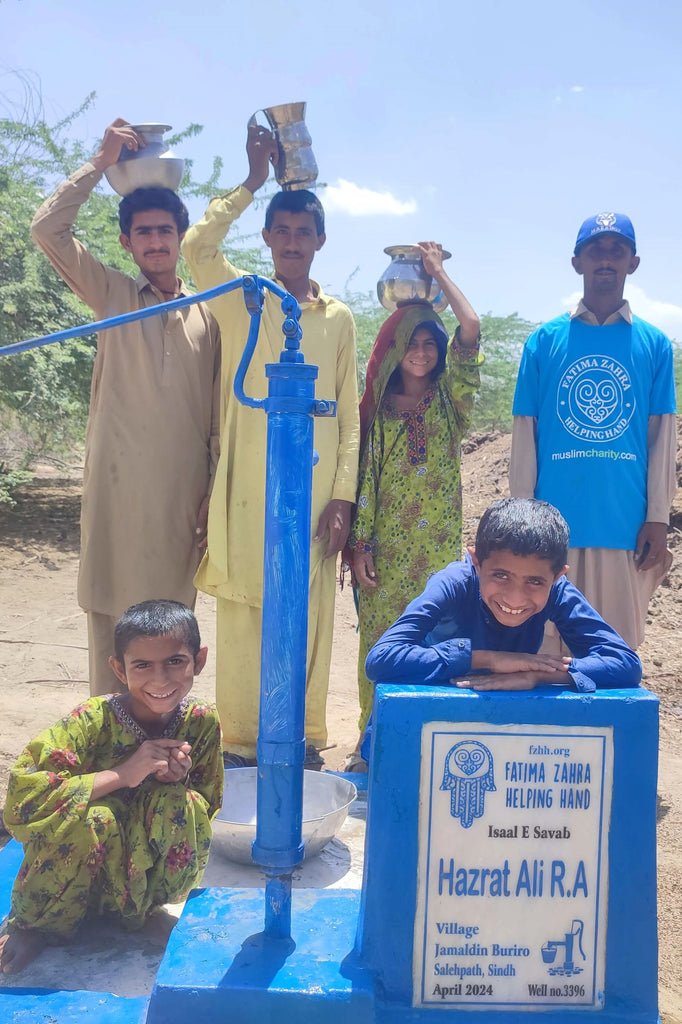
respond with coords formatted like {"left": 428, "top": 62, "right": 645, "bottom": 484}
{"left": 31, "top": 120, "right": 221, "bottom": 694}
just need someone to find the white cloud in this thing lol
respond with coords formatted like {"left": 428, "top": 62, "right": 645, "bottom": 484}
{"left": 322, "top": 179, "right": 417, "bottom": 217}
{"left": 561, "top": 289, "right": 582, "bottom": 309}
{"left": 570, "top": 85, "right": 585, "bottom": 93}
{"left": 561, "top": 284, "right": 682, "bottom": 341}
{"left": 625, "top": 284, "right": 682, "bottom": 340}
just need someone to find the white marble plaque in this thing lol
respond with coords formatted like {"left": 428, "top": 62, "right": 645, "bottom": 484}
{"left": 413, "top": 723, "right": 613, "bottom": 1009}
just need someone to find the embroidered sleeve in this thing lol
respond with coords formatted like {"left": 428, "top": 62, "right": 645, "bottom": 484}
{"left": 451, "top": 323, "right": 482, "bottom": 360}
{"left": 443, "top": 327, "right": 484, "bottom": 435}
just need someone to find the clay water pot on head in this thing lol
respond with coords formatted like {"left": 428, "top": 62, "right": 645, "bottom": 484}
{"left": 104, "top": 123, "right": 185, "bottom": 196}
{"left": 248, "top": 102, "right": 318, "bottom": 191}
{"left": 377, "top": 244, "right": 452, "bottom": 312}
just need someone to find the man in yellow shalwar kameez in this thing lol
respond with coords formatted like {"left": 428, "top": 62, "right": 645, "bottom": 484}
{"left": 182, "top": 126, "right": 359, "bottom": 764}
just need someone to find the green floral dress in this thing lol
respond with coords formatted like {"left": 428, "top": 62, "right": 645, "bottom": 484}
{"left": 351, "top": 343, "right": 482, "bottom": 728}
{"left": 3, "top": 695, "right": 223, "bottom": 937}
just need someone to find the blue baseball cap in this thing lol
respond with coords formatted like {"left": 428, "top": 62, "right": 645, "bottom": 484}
{"left": 574, "top": 213, "right": 637, "bottom": 255}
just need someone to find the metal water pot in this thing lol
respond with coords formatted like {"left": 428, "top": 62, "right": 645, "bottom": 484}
{"left": 104, "top": 123, "right": 185, "bottom": 196}
{"left": 248, "top": 102, "right": 318, "bottom": 191}
{"left": 377, "top": 244, "right": 451, "bottom": 312}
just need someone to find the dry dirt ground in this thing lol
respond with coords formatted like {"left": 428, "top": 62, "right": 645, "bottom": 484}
{"left": 0, "top": 430, "right": 680, "bottom": 1018}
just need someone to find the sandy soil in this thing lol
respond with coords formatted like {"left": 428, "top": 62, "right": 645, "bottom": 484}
{"left": 0, "top": 431, "right": 680, "bottom": 1018}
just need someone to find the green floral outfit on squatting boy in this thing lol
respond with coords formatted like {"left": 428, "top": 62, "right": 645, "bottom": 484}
{"left": 3, "top": 695, "right": 223, "bottom": 937}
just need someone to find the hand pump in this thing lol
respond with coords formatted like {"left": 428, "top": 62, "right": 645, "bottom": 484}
{"left": 234, "top": 275, "right": 336, "bottom": 939}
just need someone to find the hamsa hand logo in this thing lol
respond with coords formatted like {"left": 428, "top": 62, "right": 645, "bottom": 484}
{"left": 441, "top": 740, "right": 495, "bottom": 828}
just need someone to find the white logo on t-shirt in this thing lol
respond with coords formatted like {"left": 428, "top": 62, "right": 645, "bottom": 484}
{"left": 556, "top": 356, "right": 635, "bottom": 442}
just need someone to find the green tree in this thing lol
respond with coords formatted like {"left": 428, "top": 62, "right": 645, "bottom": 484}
{"left": 470, "top": 312, "right": 535, "bottom": 433}
{"left": 342, "top": 279, "right": 388, "bottom": 385}
{"left": 0, "top": 90, "right": 99, "bottom": 452}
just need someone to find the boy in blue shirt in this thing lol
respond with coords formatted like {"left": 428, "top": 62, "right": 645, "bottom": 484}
{"left": 366, "top": 497, "right": 641, "bottom": 695}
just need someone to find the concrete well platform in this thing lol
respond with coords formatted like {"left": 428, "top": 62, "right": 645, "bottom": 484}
{"left": 147, "top": 887, "right": 374, "bottom": 1024}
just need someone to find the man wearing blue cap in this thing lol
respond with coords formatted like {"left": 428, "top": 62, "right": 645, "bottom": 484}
{"left": 509, "top": 213, "right": 677, "bottom": 652}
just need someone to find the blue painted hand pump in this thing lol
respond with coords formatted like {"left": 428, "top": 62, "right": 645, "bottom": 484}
{"left": 0, "top": 279, "right": 253, "bottom": 356}
{"left": 234, "top": 275, "right": 336, "bottom": 940}
{"left": 2, "top": 273, "right": 336, "bottom": 940}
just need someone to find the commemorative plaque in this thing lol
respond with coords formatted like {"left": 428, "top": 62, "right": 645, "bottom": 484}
{"left": 414, "top": 722, "right": 613, "bottom": 1010}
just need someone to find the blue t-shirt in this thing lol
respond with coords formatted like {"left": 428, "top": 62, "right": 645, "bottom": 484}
{"left": 512, "top": 314, "right": 676, "bottom": 550}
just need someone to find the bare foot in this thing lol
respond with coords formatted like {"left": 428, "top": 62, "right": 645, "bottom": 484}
{"left": 141, "top": 909, "right": 178, "bottom": 947}
{"left": 0, "top": 930, "right": 48, "bottom": 974}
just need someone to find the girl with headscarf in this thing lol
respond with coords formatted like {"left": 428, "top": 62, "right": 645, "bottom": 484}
{"left": 348, "top": 243, "right": 482, "bottom": 760}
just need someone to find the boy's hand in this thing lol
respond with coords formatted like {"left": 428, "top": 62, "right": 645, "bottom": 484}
{"left": 91, "top": 119, "right": 145, "bottom": 173}
{"left": 243, "top": 124, "right": 279, "bottom": 195}
{"left": 634, "top": 521, "right": 668, "bottom": 571}
{"left": 154, "top": 742, "right": 192, "bottom": 783}
{"left": 354, "top": 550, "right": 378, "bottom": 587}
{"left": 315, "top": 499, "right": 352, "bottom": 558}
{"left": 118, "top": 739, "right": 191, "bottom": 789}
{"left": 471, "top": 650, "right": 571, "bottom": 674}
{"left": 455, "top": 669, "right": 572, "bottom": 692}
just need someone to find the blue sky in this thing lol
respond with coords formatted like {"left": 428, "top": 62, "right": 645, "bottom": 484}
{"left": 2, "top": 0, "right": 682, "bottom": 338}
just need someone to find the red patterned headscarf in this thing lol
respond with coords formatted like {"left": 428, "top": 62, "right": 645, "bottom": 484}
{"left": 358, "top": 301, "right": 449, "bottom": 455}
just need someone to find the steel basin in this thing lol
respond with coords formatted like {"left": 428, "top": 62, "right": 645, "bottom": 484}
{"left": 104, "top": 123, "right": 184, "bottom": 196}
{"left": 212, "top": 767, "right": 357, "bottom": 864}
{"left": 106, "top": 155, "right": 184, "bottom": 195}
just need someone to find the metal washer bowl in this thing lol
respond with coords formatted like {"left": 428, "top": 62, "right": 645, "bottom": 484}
{"left": 212, "top": 767, "right": 357, "bottom": 865}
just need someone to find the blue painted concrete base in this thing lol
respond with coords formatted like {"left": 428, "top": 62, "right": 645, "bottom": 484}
{"left": 0, "top": 840, "right": 146, "bottom": 1023}
{"left": 360, "top": 686, "right": 661, "bottom": 1024}
{"left": 0, "top": 988, "right": 148, "bottom": 1023}
{"left": 0, "top": 840, "right": 23, "bottom": 925}
{"left": 146, "top": 887, "right": 374, "bottom": 1024}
